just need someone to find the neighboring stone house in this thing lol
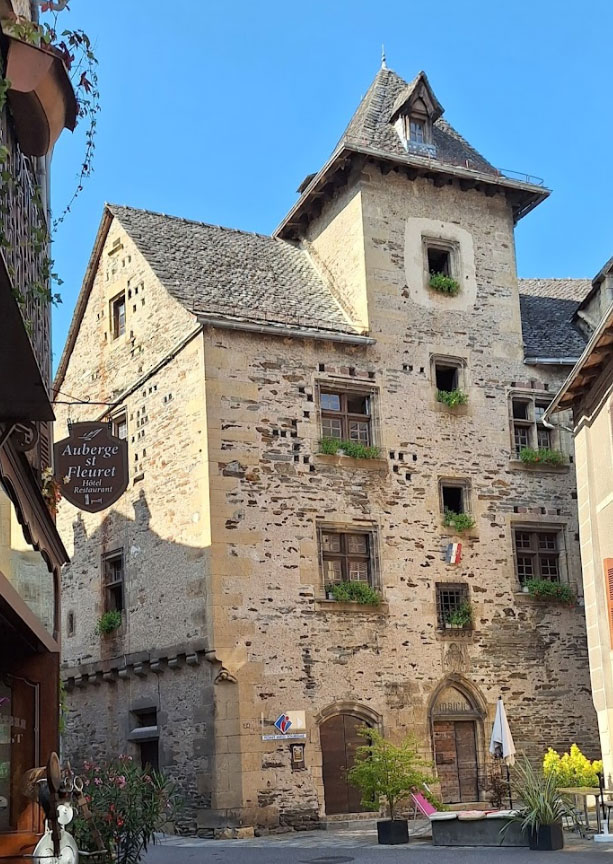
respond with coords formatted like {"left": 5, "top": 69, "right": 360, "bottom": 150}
{"left": 54, "top": 64, "right": 600, "bottom": 833}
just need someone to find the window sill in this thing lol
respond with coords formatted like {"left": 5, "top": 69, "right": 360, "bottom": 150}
{"left": 313, "top": 453, "right": 388, "bottom": 472}
{"left": 436, "top": 626, "right": 474, "bottom": 638}
{"left": 508, "top": 459, "right": 569, "bottom": 473}
{"left": 440, "top": 524, "right": 478, "bottom": 539}
{"left": 314, "top": 599, "right": 389, "bottom": 614}
{"left": 513, "top": 591, "right": 579, "bottom": 607}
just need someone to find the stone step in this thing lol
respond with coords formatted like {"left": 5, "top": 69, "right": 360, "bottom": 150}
{"left": 320, "top": 815, "right": 380, "bottom": 831}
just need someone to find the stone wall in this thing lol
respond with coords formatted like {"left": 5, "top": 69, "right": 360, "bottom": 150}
{"left": 56, "top": 218, "right": 215, "bottom": 826}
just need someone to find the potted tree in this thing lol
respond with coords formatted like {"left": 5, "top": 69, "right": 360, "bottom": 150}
{"left": 348, "top": 728, "right": 433, "bottom": 845}
{"left": 506, "top": 756, "right": 572, "bottom": 851}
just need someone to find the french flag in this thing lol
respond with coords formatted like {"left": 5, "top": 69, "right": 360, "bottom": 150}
{"left": 446, "top": 542, "right": 462, "bottom": 565}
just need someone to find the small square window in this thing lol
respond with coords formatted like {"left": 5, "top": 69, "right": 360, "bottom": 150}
{"left": 436, "top": 583, "right": 471, "bottom": 630}
{"left": 427, "top": 246, "right": 451, "bottom": 276}
{"left": 441, "top": 483, "right": 466, "bottom": 514}
{"left": 435, "top": 363, "right": 459, "bottom": 393}
{"left": 512, "top": 401, "right": 529, "bottom": 420}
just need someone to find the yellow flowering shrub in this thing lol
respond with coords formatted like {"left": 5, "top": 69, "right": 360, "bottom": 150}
{"left": 543, "top": 744, "right": 603, "bottom": 788}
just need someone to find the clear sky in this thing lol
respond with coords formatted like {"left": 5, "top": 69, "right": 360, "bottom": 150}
{"left": 49, "top": 0, "right": 613, "bottom": 368}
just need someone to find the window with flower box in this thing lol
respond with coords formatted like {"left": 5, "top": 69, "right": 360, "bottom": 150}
{"left": 510, "top": 395, "right": 554, "bottom": 455}
{"left": 103, "top": 549, "right": 125, "bottom": 612}
{"left": 320, "top": 390, "right": 372, "bottom": 444}
{"left": 318, "top": 525, "right": 379, "bottom": 591}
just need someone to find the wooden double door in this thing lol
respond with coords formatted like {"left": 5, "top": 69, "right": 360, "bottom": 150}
{"left": 433, "top": 720, "right": 479, "bottom": 803}
{"left": 320, "top": 714, "right": 370, "bottom": 815}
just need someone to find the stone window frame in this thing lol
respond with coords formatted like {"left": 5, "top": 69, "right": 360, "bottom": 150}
{"left": 316, "top": 520, "right": 381, "bottom": 594}
{"left": 430, "top": 354, "right": 468, "bottom": 397}
{"left": 315, "top": 379, "right": 381, "bottom": 447}
{"left": 438, "top": 477, "right": 472, "bottom": 516}
{"left": 510, "top": 521, "right": 572, "bottom": 589}
{"left": 102, "top": 548, "right": 125, "bottom": 613}
{"left": 422, "top": 236, "right": 461, "bottom": 289}
{"left": 110, "top": 290, "right": 126, "bottom": 340}
{"left": 509, "top": 390, "right": 559, "bottom": 456}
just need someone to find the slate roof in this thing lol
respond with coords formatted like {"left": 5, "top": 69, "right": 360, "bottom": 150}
{"left": 108, "top": 205, "right": 357, "bottom": 335}
{"left": 338, "top": 67, "right": 498, "bottom": 176}
{"left": 518, "top": 279, "right": 591, "bottom": 360}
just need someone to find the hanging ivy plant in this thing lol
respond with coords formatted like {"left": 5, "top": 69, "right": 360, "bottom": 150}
{"left": 0, "top": 5, "right": 100, "bottom": 308}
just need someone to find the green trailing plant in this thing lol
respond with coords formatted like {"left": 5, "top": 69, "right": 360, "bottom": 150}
{"left": 95, "top": 610, "right": 122, "bottom": 635}
{"left": 445, "top": 600, "right": 473, "bottom": 629}
{"left": 347, "top": 728, "right": 434, "bottom": 820}
{"left": 72, "top": 756, "right": 181, "bottom": 864}
{"left": 429, "top": 272, "right": 460, "bottom": 296}
{"left": 543, "top": 744, "right": 603, "bottom": 789}
{"left": 519, "top": 447, "right": 565, "bottom": 466}
{"left": 319, "top": 437, "right": 381, "bottom": 460}
{"left": 0, "top": 7, "right": 100, "bottom": 308}
{"left": 443, "top": 509, "right": 475, "bottom": 533}
{"left": 326, "top": 581, "right": 381, "bottom": 605}
{"left": 436, "top": 388, "right": 468, "bottom": 408}
{"left": 503, "top": 755, "right": 574, "bottom": 836}
{"left": 524, "top": 579, "right": 574, "bottom": 605}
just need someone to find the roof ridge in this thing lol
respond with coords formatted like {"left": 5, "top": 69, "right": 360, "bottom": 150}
{"left": 107, "top": 203, "right": 277, "bottom": 244}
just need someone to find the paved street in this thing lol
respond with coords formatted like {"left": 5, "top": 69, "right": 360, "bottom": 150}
{"left": 145, "top": 828, "right": 613, "bottom": 863}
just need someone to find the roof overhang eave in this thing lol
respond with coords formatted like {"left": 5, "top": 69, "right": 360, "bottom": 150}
{"left": 275, "top": 143, "right": 550, "bottom": 238}
{"left": 544, "top": 302, "right": 613, "bottom": 419}
{"left": 196, "top": 312, "right": 375, "bottom": 345}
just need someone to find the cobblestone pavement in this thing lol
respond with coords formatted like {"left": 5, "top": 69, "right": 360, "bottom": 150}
{"left": 144, "top": 826, "right": 613, "bottom": 862}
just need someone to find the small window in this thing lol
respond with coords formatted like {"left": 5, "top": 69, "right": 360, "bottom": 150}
{"left": 435, "top": 363, "right": 459, "bottom": 393}
{"left": 320, "top": 389, "right": 372, "bottom": 444}
{"left": 131, "top": 708, "right": 159, "bottom": 771}
{"left": 409, "top": 118, "right": 425, "bottom": 144}
{"left": 440, "top": 482, "right": 468, "bottom": 514}
{"left": 436, "top": 583, "right": 471, "bottom": 630}
{"left": 427, "top": 246, "right": 451, "bottom": 276}
{"left": 512, "top": 401, "right": 529, "bottom": 420}
{"left": 112, "top": 412, "right": 128, "bottom": 440}
{"left": 67, "top": 610, "right": 75, "bottom": 637}
{"left": 513, "top": 529, "right": 561, "bottom": 584}
{"left": 111, "top": 293, "right": 126, "bottom": 339}
{"left": 103, "top": 549, "right": 125, "bottom": 612}
{"left": 319, "top": 528, "right": 376, "bottom": 588}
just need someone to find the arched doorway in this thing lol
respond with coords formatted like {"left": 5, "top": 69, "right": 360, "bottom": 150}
{"left": 320, "top": 713, "right": 372, "bottom": 815}
{"left": 430, "top": 680, "right": 485, "bottom": 804}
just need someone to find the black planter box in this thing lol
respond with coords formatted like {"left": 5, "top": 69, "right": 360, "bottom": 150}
{"left": 529, "top": 823, "right": 564, "bottom": 851}
{"left": 377, "top": 819, "right": 409, "bottom": 845}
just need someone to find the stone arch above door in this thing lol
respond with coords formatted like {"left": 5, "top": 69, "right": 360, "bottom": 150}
{"left": 428, "top": 675, "right": 487, "bottom": 721}
{"left": 315, "top": 700, "right": 383, "bottom": 729}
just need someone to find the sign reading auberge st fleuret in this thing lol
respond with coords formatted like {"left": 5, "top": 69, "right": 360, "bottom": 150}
{"left": 54, "top": 422, "right": 129, "bottom": 513}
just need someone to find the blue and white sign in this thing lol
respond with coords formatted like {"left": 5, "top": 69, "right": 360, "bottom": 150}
{"left": 274, "top": 713, "right": 292, "bottom": 734}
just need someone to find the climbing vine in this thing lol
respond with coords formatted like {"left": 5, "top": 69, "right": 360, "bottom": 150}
{"left": 0, "top": 3, "right": 99, "bottom": 308}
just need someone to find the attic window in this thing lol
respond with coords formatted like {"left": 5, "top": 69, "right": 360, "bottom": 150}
{"left": 409, "top": 118, "right": 425, "bottom": 144}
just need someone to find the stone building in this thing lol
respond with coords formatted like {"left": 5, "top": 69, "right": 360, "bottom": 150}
{"left": 55, "top": 64, "right": 600, "bottom": 832}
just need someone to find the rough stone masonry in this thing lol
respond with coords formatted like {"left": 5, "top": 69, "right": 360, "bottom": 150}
{"left": 55, "top": 64, "right": 600, "bottom": 833}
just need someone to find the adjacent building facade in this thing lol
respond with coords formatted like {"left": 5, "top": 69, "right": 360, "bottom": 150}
{"left": 55, "top": 65, "right": 600, "bottom": 832}
{"left": 547, "top": 262, "right": 613, "bottom": 785}
{"left": 0, "top": 1, "right": 73, "bottom": 858}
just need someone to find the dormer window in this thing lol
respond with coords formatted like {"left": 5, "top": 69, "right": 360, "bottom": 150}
{"left": 409, "top": 118, "right": 425, "bottom": 144}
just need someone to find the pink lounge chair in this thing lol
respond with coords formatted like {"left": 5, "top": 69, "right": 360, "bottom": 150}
{"left": 411, "top": 790, "right": 438, "bottom": 822}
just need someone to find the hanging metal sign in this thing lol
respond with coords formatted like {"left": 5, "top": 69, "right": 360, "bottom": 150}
{"left": 54, "top": 422, "right": 129, "bottom": 513}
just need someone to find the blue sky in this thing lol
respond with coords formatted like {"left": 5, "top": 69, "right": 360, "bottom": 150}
{"left": 49, "top": 0, "right": 613, "bottom": 367}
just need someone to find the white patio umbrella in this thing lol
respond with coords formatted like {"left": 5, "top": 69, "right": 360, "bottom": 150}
{"left": 489, "top": 696, "right": 516, "bottom": 766}
{"left": 489, "top": 696, "right": 516, "bottom": 808}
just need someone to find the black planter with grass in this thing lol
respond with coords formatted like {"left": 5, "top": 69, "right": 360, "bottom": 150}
{"left": 377, "top": 819, "right": 409, "bottom": 845}
{"left": 529, "top": 823, "right": 564, "bottom": 851}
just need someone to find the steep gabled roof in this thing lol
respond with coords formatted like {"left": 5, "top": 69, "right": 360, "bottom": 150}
{"left": 518, "top": 279, "right": 592, "bottom": 362}
{"left": 338, "top": 67, "right": 497, "bottom": 176}
{"left": 54, "top": 204, "right": 364, "bottom": 391}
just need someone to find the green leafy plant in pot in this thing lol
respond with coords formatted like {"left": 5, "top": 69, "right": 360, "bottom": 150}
{"left": 504, "top": 755, "right": 573, "bottom": 851}
{"left": 348, "top": 728, "right": 433, "bottom": 845}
